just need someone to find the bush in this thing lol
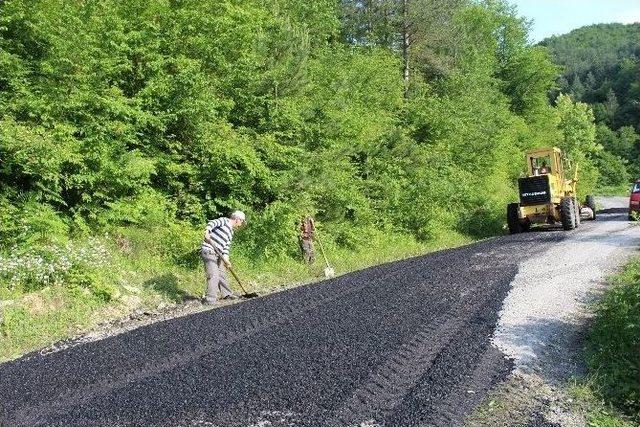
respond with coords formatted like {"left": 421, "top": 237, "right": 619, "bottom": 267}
{"left": 158, "top": 222, "right": 202, "bottom": 268}
{"left": 99, "top": 190, "right": 176, "bottom": 229}
{"left": 596, "top": 150, "right": 631, "bottom": 187}
{"left": 0, "top": 199, "right": 69, "bottom": 248}
{"left": 235, "top": 201, "right": 303, "bottom": 260}
{"left": 0, "top": 239, "right": 111, "bottom": 295}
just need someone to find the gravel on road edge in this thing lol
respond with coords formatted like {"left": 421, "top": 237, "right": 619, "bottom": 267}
{"left": 468, "top": 197, "right": 640, "bottom": 427}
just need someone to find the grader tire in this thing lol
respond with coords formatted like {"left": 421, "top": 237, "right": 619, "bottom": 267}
{"left": 507, "top": 203, "right": 522, "bottom": 234}
{"left": 561, "top": 197, "right": 576, "bottom": 230}
{"left": 586, "top": 195, "right": 596, "bottom": 220}
{"left": 573, "top": 197, "right": 581, "bottom": 227}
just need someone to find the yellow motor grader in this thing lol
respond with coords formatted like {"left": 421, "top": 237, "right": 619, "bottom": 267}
{"left": 507, "top": 147, "right": 596, "bottom": 234}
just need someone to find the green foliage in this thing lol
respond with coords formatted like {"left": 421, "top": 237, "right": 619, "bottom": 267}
{"left": 236, "top": 201, "right": 303, "bottom": 259}
{"left": 99, "top": 190, "right": 176, "bottom": 228}
{"left": 587, "top": 258, "right": 640, "bottom": 417}
{"left": 1, "top": 0, "right": 621, "bottom": 362}
{"left": 596, "top": 125, "right": 640, "bottom": 179}
{"left": 554, "top": 94, "right": 600, "bottom": 195}
{"left": 567, "top": 379, "right": 636, "bottom": 427}
{"left": 595, "top": 150, "right": 630, "bottom": 188}
{"left": 0, "top": 239, "right": 112, "bottom": 295}
{"left": 0, "top": 0, "right": 585, "bottom": 258}
{"left": 596, "top": 125, "right": 638, "bottom": 160}
{"left": 542, "top": 23, "right": 640, "bottom": 183}
{"left": 0, "top": 198, "right": 69, "bottom": 247}
{"left": 542, "top": 23, "right": 639, "bottom": 130}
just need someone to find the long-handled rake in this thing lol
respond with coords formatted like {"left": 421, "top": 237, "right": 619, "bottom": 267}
{"left": 314, "top": 230, "right": 335, "bottom": 279}
{"left": 213, "top": 248, "right": 259, "bottom": 299}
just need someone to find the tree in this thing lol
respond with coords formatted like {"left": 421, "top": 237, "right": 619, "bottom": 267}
{"left": 542, "top": 23, "right": 640, "bottom": 131}
{"left": 604, "top": 88, "right": 619, "bottom": 126}
{"left": 570, "top": 74, "right": 585, "bottom": 100}
{"left": 555, "top": 94, "right": 599, "bottom": 194}
{"left": 339, "top": 0, "right": 467, "bottom": 88}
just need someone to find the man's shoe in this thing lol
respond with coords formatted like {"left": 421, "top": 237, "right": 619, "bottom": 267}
{"left": 202, "top": 297, "right": 217, "bottom": 305}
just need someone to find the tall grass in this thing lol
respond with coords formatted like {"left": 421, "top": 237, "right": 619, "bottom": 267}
{"left": 582, "top": 258, "right": 640, "bottom": 423}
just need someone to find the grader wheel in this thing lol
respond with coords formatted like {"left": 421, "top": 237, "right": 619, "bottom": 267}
{"left": 586, "top": 195, "right": 596, "bottom": 220}
{"left": 507, "top": 203, "right": 522, "bottom": 234}
{"left": 561, "top": 197, "right": 576, "bottom": 230}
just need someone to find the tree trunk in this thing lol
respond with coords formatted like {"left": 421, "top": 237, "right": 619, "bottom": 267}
{"left": 402, "top": 0, "right": 410, "bottom": 96}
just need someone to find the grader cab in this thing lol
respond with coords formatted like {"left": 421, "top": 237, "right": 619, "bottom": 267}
{"left": 507, "top": 147, "right": 596, "bottom": 234}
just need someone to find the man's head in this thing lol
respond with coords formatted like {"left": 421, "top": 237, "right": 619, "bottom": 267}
{"left": 230, "top": 210, "right": 246, "bottom": 228}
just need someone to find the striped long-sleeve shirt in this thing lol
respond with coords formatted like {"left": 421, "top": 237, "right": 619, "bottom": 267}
{"left": 202, "top": 217, "right": 234, "bottom": 259}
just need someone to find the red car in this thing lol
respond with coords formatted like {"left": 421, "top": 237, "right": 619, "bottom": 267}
{"left": 630, "top": 180, "right": 640, "bottom": 220}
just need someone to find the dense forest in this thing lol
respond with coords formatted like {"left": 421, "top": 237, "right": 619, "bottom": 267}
{"left": 0, "top": 0, "right": 599, "bottom": 250}
{"left": 0, "top": 0, "right": 611, "bottom": 354}
{"left": 542, "top": 23, "right": 640, "bottom": 185}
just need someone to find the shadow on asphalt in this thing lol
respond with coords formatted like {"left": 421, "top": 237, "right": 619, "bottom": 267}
{"left": 525, "top": 209, "right": 633, "bottom": 237}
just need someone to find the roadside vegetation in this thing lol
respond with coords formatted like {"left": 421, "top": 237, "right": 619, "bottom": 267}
{"left": 595, "top": 184, "right": 634, "bottom": 197}
{"left": 567, "top": 379, "right": 636, "bottom": 427}
{"left": 568, "top": 258, "right": 640, "bottom": 426}
{"left": 0, "top": 1, "right": 637, "bottom": 359}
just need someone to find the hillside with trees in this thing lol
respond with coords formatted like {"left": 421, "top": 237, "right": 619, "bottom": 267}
{"left": 542, "top": 23, "right": 640, "bottom": 184}
{"left": 0, "top": 0, "right": 602, "bottom": 358}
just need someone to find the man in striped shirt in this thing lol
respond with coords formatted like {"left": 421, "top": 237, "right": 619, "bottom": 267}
{"left": 201, "top": 210, "right": 246, "bottom": 304}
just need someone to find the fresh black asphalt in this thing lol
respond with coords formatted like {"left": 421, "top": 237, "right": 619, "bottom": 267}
{"left": 0, "top": 231, "right": 569, "bottom": 427}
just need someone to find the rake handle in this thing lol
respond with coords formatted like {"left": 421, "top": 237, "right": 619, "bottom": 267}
{"left": 211, "top": 247, "right": 251, "bottom": 295}
{"left": 314, "top": 229, "right": 331, "bottom": 269}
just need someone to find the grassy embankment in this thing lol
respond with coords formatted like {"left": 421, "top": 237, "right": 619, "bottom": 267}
{"left": 567, "top": 256, "right": 640, "bottom": 426}
{"left": 595, "top": 183, "right": 634, "bottom": 197}
{"left": 0, "top": 226, "right": 472, "bottom": 362}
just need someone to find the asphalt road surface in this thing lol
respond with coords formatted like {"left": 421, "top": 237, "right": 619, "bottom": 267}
{"left": 0, "top": 199, "right": 636, "bottom": 427}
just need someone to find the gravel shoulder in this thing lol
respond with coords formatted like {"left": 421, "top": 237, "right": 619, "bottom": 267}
{"left": 469, "top": 196, "right": 640, "bottom": 426}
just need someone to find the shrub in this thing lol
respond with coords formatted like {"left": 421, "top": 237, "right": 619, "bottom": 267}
{"left": 0, "top": 199, "right": 69, "bottom": 248}
{"left": 99, "top": 190, "right": 176, "bottom": 229}
{"left": 158, "top": 222, "right": 202, "bottom": 268}
{"left": 235, "top": 201, "right": 303, "bottom": 260}
{"left": 0, "top": 239, "right": 111, "bottom": 294}
{"left": 596, "top": 150, "right": 631, "bottom": 187}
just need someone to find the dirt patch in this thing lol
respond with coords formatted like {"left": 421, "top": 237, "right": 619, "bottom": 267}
{"left": 467, "top": 373, "right": 586, "bottom": 427}
{"left": 21, "top": 291, "right": 64, "bottom": 316}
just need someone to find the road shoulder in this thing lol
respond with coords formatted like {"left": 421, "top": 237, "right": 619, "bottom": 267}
{"left": 467, "top": 202, "right": 640, "bottom": 426}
